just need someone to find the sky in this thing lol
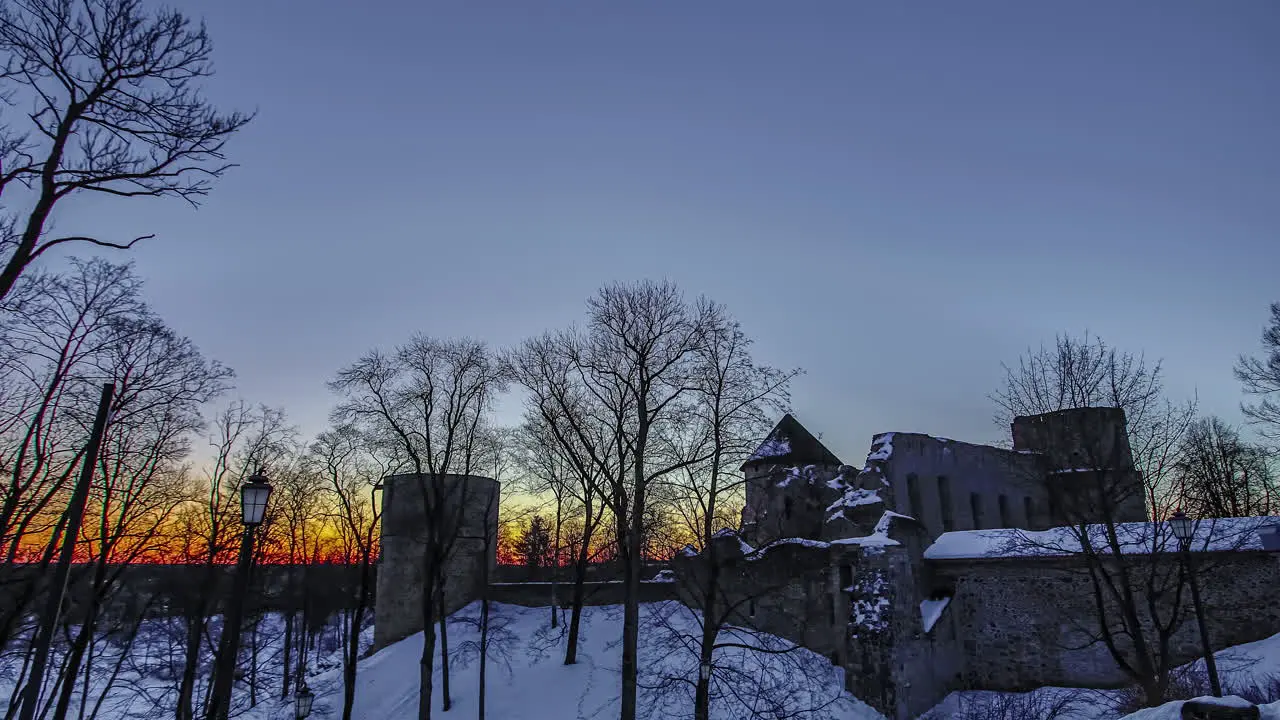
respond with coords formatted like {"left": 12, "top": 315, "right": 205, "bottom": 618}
{"left": 42, "top": 0, "right": 1280, "bottom": 465}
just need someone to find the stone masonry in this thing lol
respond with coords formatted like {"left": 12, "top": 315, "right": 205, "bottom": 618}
{"left": 675, "top": 411, "right": 1280, "bottom": 720}
{"left": 373, "top": 472, "right": 498, "bottom": 650}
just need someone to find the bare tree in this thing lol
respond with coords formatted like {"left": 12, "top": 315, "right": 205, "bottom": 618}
{"left": 506, "top": 343, "right": 613, "bottom": 664}
{"left": 42, "top": 313, "right": 230, "bottom": 720}
{"left": 656, "top": 310, "right": 797, "bottom": 720}
{"left": 1176, "top": 416, "right": 1276, "bottom": 519}
{"left": 170, "top": 402, "right": 293, "bottom": 720}
{"left": 991, "top": 333, "right": 1264, "bottom": 707}
{"left": 331, "top": 336, "right": 508, "bottom": 720}
{"left": 570, "top": 281, "right": 720, "bottom": 720}
{"left": 0, "top": 0, "right": 251, "bottom": 301}
{"left": 1235, "top": 302, "right": 1280, "bottom": 439}
{"left": 510, "top": 420, "right": 575, "bottom": 628}
{"left": 313, "top": 424, "right": 389, "bottom": 720}
{"left": 992, "top": 332, "right": 1196, "bottom": 517}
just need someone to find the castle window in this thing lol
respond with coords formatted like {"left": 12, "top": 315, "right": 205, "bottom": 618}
{"left": 784, "top": 497, "right": 794, "bottom": 520}
{"left": 839, "top": 564, "right": 852, "bottom": 589}
{"left": 937, "top": 476, "right": 954, "bottom": 531}
{"left": 998, "top": 494, "right": 1011, "bottom": 528}
{"left": 749, "top": 599, "right": 756, "bottom": 618}
{"left": 1023, "top": 497, "right": 1034, "bottom": 528}
{"left": 969, "top": 492, "right": 984, "bottom": 529}
{"left": 906, "top": 473, "right": 922, "bottom": 520}
{"left": 829, "top": 594, "right": 837, "bottom": 625}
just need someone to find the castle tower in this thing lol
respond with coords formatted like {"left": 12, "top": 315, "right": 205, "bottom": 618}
{"left": 1011, "top": 407, "right": 1146, "bottom": 524}
{"left": 740, "top": 414, "right": 844, "bottom": 545}
{"left": 373, "top": 473, "right": 499, "bottom": 650}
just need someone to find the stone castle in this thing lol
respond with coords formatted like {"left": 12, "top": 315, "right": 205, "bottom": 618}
{"left": 375, "top": 408, "right": 1280, "bottom": 719}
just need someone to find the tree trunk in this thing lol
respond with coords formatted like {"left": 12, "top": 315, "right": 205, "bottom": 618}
{"left": 551, "top": 498, "right": 562, "bottom": 628}
{"left": 281, "top": 610, "right": 294, "bottom": 700}
{"left": 418, "top": 554, "right": 438, "bottom": 720}
{"left": 478, "top": 534, "right": 492, "bottom": 720}
{"left": 564, "top": 518, "right": 593, "bottom": 666}
{"left": 341, "top": 550, "right": 373, "bottom": 720}
{"left": 620, "top": 477, "right": 645, "bottom": 720}
{"left": 249, "top": 617, "right": 259, "bottom": 708}
{"left": 437, "top": 583, "right": 452, "bottom": 712}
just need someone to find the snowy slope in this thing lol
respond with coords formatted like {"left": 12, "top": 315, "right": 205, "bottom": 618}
{"left": 247, "top": 601, "right": 884, "bottom": 720}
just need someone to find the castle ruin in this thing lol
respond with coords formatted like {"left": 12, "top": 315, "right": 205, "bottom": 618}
{"left": 373, "top": 410, "right": 1280, "bottom": 719}
{"left": 673, "top": 409, "right": 1280, "bottom": 718}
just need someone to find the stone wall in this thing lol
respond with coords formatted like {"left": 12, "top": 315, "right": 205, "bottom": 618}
{"left": 931, "top": 550, "right": 1280, "bottom": 690}
{"left": 374, "top": 473, "right": 498, "bottom": 650}
{"left": 879, "top": 433, "right": 1047, "bottom": 539}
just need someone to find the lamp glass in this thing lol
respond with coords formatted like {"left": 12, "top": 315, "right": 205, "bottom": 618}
{"left": 295, "top": 686, "right": 314, "bottom": 719}
{"left": 241, "top": 475, "right": 273, "bottom": 526}
{"left": 1169, "top": 510, "right": 1192, "bottom": 543}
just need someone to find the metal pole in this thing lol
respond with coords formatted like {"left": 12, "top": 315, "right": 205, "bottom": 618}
{"left": 16, "top": 383, "right": 114, "bottom": 720}
{"left": 205, "top": 525, "right": 258, "bottom": 720}
{"left": 1183, "top": 548, "right": 1223, "bottom": 697}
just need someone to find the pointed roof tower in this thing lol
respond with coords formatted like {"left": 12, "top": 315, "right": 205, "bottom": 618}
{"left": 741, "top": 413, "right": 843, "bottom": 471}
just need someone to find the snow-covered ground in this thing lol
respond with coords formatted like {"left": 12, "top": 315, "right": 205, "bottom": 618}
{"left": 5, "top": 602, "right": 1278, "bottom": 720}
{"left": 272, "top": 601, "right": 882, "bottom": 720}
{"left": 1, "top": 602, "right": 881, "bottom": 720}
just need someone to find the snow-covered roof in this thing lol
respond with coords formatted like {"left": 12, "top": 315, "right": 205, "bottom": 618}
{"left": 924, "top": 516, "right": 1280, "bottom": 561}
{"left": 742, "top": 414, "right": 843, "bottom": 469}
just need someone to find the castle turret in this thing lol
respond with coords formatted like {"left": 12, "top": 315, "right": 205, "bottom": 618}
{"left": 1011, "top": 407, "right": 1146, "bottom": 524}
{"left": 740, "top": 414, "right": 845, "bottom": 545}
{"left": 374, "top": 473, "right": 498, "bottom": 650}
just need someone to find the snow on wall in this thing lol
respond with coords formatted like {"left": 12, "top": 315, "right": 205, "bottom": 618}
{"left": 848, "top": 568, "right": 891, "bottom": 638}
{"left": 924, "top": 516, "right": 1280, "bottom": 560}
{"left": 919, "top": 597, "right": 951, "bottom": 634}
{"left": 864, "top": 433, "right": 895, "bottom": 467}
{"left": 776, "top": 464, "right": 818, "bottom": 487}
{"left": 825, "top": 486, "right": 883, "bottom": 523}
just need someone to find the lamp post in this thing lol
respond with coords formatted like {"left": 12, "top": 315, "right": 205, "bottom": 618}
{"left": 1169, "top": 509, "right": 1222, "bottom": 697}
{"left": 294, "top": 680, "right": 314, "bottom": 719}
{"left": 206, "top": 472, "right": 273, "bottom": 720}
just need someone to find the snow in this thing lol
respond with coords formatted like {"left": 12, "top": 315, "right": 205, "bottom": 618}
{"left": 832, "top": 511, "right": 910, "bottom": 549}
{"left": 748, "top": 435, "right": 791, "bottom": 461}
{"left": 865, "top": 433, "right": 895, "bottom": 463}
{"left": 924, "top": 516, "right": 1280, "bottom": 560}
{"left": 0, "top": 601, "right": 886, "bottom": 720}
{"left": 1121, "top": 696, "right": 1278, "bottom": 720}
{"left": 0, "top": 612, "right": 370, "bottom": 720}
{"left": 650, "top": 569, "right": 676, "bottom": 583}
{"left": 777, "top": 464, "right": 818, "bottom": 488}
{"left": 825, "top": 486, "right": 883, "bottom": 522}
{"left": 919, "top": 597, "right": 951, "bottom": 633}
{"left": 311, "top": 602, "right": 884, "bottom": 720}
{"left": 848, "top": 570, "right": 891, "bottom": 637}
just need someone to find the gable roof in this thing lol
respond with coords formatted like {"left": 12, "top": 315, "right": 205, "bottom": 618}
{"left": 741, "top": 413, "right": 844, "bottom": 470}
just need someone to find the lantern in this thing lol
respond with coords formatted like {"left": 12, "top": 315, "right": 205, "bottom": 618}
{"left": 240, "top": 473, "right": 273, "bottom": 527}
{"left": 1169, "top": 509, "right": 1192, "bottom": 544}
{"left": 294, "top": 682, "right": 314, "bottom": 719}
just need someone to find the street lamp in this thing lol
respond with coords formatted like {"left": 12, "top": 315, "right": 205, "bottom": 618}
{"left": 1169, "top": 509, "right": 1222, "bottom": 697}
{"left": 294, "top": 681, "right": 315, "bottom": 719}
{"left": 206, "top": 471, "right": 274, "bottom": 720}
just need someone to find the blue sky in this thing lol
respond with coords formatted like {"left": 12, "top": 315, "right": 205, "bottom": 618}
{"left": 45, "top": 0, "right": 1280, "bottom": 463}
